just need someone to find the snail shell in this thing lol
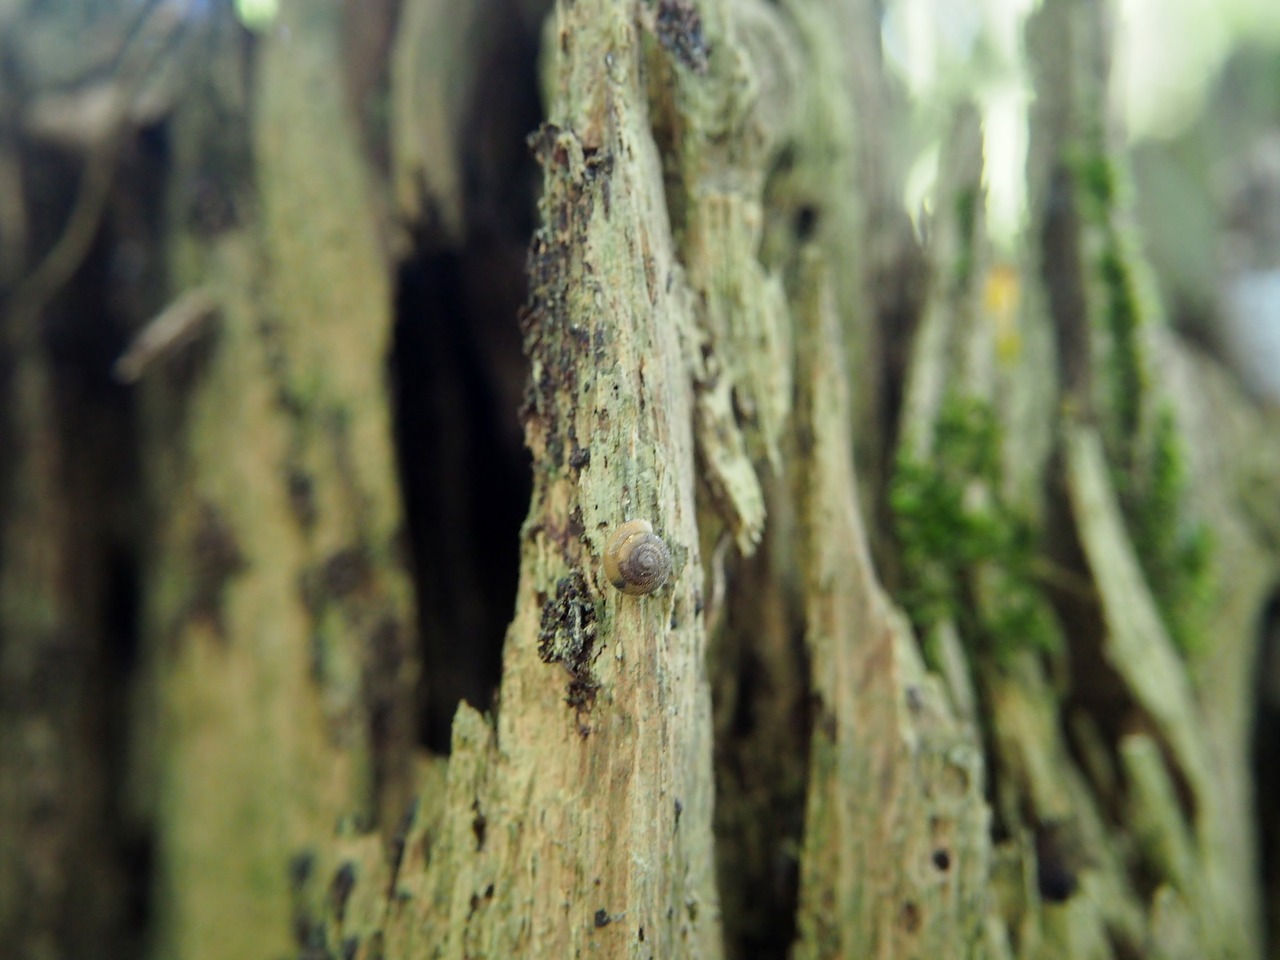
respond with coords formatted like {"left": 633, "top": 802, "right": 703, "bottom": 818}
{"left": 603, "top": 520, "right": 672, "bottom": 596}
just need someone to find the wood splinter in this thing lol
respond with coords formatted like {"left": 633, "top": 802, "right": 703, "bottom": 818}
{"left": 113, "top": 287, "right": 219, "bottom": 383}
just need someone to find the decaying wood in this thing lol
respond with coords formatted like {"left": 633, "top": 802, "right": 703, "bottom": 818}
{"left": 793, "top": 254, "right": 990, "bottom": 958}
{"left": 383, "top": 0, "right": 729, "bottom": 950}
{"left": 2, "top": 0, "right": 1279, "bottom": 957}
{"left": 133, "top": 5, "right": 416, "bottom": 957}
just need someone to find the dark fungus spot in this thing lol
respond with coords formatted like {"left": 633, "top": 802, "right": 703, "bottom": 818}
{"left": 468, "top": 890, "right": 491, "bottom": 921}
{"left": 330, "top": 862, "right": 356, "bottom": 923}
{"left": 294, "top": 916, "right": 324, "bottom": 951}
{"left": 389, "top": 798, "right": 419, "bottom": 873}
{"left": 187, "top": 171, "right": 239, "bottom": 235}
{"left": 366, "top": 615, "right": 405, "bottom": 677}
{"left": 545, "top": 422, "right": 567, "bottom": 469}
{"left": 595, "top": 908, "right": 612, "bottom": 928}
{"left": 905, "top": 685, "right": 924, "bottom": 714}
{"left": 288, "top": 850, "right": 315, "bottom": 890}
{"left": 1035, "top": 820, "right": 1083, "bottom": 903}
{"left": 527, "top": 122, "right": 564, "bottom": 165}
{"left": 899, "top": 900, "right": 921, "bottom": 933}
{"left": 932, "top": 848, "right": 951, "bottom": 872}
{"left": 565, "top": 675, "right": 601, "bottom": 716}
{"left": 287, "top": 468, "right": 317, "bottom": 528}
{"left": 655, "top": 0, "right": 710, "bottom": 73}
{"left": 322, "top": 545, "right": 371, "bottom": 598}
{"left": 567, "top": 506, "right": 587, "bottom": 541}
{"left": 192, "top": 505, "right": 244, "bottom": 578}
{"left": 537, "top": 572, "right": 598, "bottom": 670}
{"left": 188, "top": 502, "right": 247, "bottom": 635}
{"left": 1037, "top": 858, "right": 1079, "bottom": 903}
{"left": 638, "top": 926, "right": 645, "bottom": 942}
{"left": 794, "top": 205, "right": 820, "bottom": 240}
{"left": 471, "top": 800, "right": 488, "bottom": 851}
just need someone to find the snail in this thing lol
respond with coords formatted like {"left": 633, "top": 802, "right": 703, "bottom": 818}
{"left": 603, "top": 520, "right": 672, "bottom": 596}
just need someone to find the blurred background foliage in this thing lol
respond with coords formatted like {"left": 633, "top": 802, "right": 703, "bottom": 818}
{"left": 881, "top": 0, "right": 1280, "bottom": 404}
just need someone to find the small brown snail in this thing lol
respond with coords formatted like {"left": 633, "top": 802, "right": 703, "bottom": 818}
{"left": 603, "top": 520, "right": 672, "bottom": 596}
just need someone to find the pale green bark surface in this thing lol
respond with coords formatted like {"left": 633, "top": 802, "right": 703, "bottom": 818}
{"left": 1, "top": 0, "right": 1278, "bottom": 958}
{"left": 138, "top": 4, "right": 415, "bottom": 956}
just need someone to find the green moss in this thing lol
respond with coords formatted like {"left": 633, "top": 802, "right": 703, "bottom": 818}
{"left": 1075, "top": 151, "right": 1115, "bottom": 210}
{"left": 891, "top": 395, "right": 1060, "bottom": 665}
{"left": 953, "top": 185, "right": 979, "bottom": 291}
{"left": 1125, "top": 406, "right": 1214, "bottom": 654}
{"left": 1078, "top": 153, "right": 1143, "bottom": 446}
{"left": 1097, "top": 246, "right": 1143, "bottom": 441}
{"left": 1073, "top": 149, "right": 1211, "bottom": 654}
{"left": 1070, "top": 151, "right": 1148, "bottom": 446}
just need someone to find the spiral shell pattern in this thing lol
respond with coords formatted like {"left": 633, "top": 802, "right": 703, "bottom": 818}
{"left": 603, "top": 520, "right": 672, "bottom": 596}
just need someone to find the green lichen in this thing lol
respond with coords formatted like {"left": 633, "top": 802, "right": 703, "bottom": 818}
{"left": 891, "top": 395, "right": 1060, "bottom": 665}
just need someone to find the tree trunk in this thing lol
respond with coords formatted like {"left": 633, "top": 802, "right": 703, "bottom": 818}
{"left": 1, "top": 0, "right": 1277, "bottom": 958}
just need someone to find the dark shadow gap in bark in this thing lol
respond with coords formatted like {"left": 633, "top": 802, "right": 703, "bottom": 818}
{"left": 708, "top": 538, "right": 809, "bottom": 959}
{"left": 389, "top": 0, "right": 543, "bottom": 754}
{"left": 1042, "top": 454, "right": 1198, "bottom": 902}
{"left": 61, "top": 160, "right": 156, "bottom": 960}
{"left": 391, "top": 246, "right": 531, "bottom": 754}
{"left": 870, "top": 227, "right": 928, "bottom": 592}
{"left": 1040, "top": 456, "right": 1136, "bottom": 838}
{"left": 103, "top": 538, "right": 154, "bottom": 959}
{"left": 1251, "top": 586, "right": 1280, "bottom": 960}
{"left": 0, "top": 127, "right": 157, "bottom": 954}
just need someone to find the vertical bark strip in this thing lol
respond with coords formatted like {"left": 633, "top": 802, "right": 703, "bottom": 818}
{"left": 793, "top": 255, "right": 989, "bottom": 959}
{"left": 0, "top": 359, "right": 105, "bottom": 959}
{"left": 4, "top": 1, "right": 1280, "bottom": 958}
{"left": 387, "top": 2, "right": 725, "bottom": 956}
{"left": 137, "top": 3, "right": 415, "bottom": 956}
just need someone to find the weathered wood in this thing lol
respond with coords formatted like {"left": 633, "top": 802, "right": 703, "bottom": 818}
{"left": 793, "top": 252, "right": 990, "bottom": 958}
{"left": 3, "top": 0, "right": 1279, "bottom": 958}
{"left": 384, "top": 0, "right": 726, "bottom": 950}
{"left": 133, "top": 3, "right": 415, "bottom": 957}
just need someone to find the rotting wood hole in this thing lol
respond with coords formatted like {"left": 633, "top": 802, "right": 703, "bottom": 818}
{"left": 391, "top": 229, "right": 532, "bottom": 759}
{"left": 389, "top": 0, "right": 544, "bottom": 755}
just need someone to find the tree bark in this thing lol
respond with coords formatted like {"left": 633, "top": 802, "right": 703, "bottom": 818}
{"left": 1, "top": 0, "right": 1277, "bottom": 958}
